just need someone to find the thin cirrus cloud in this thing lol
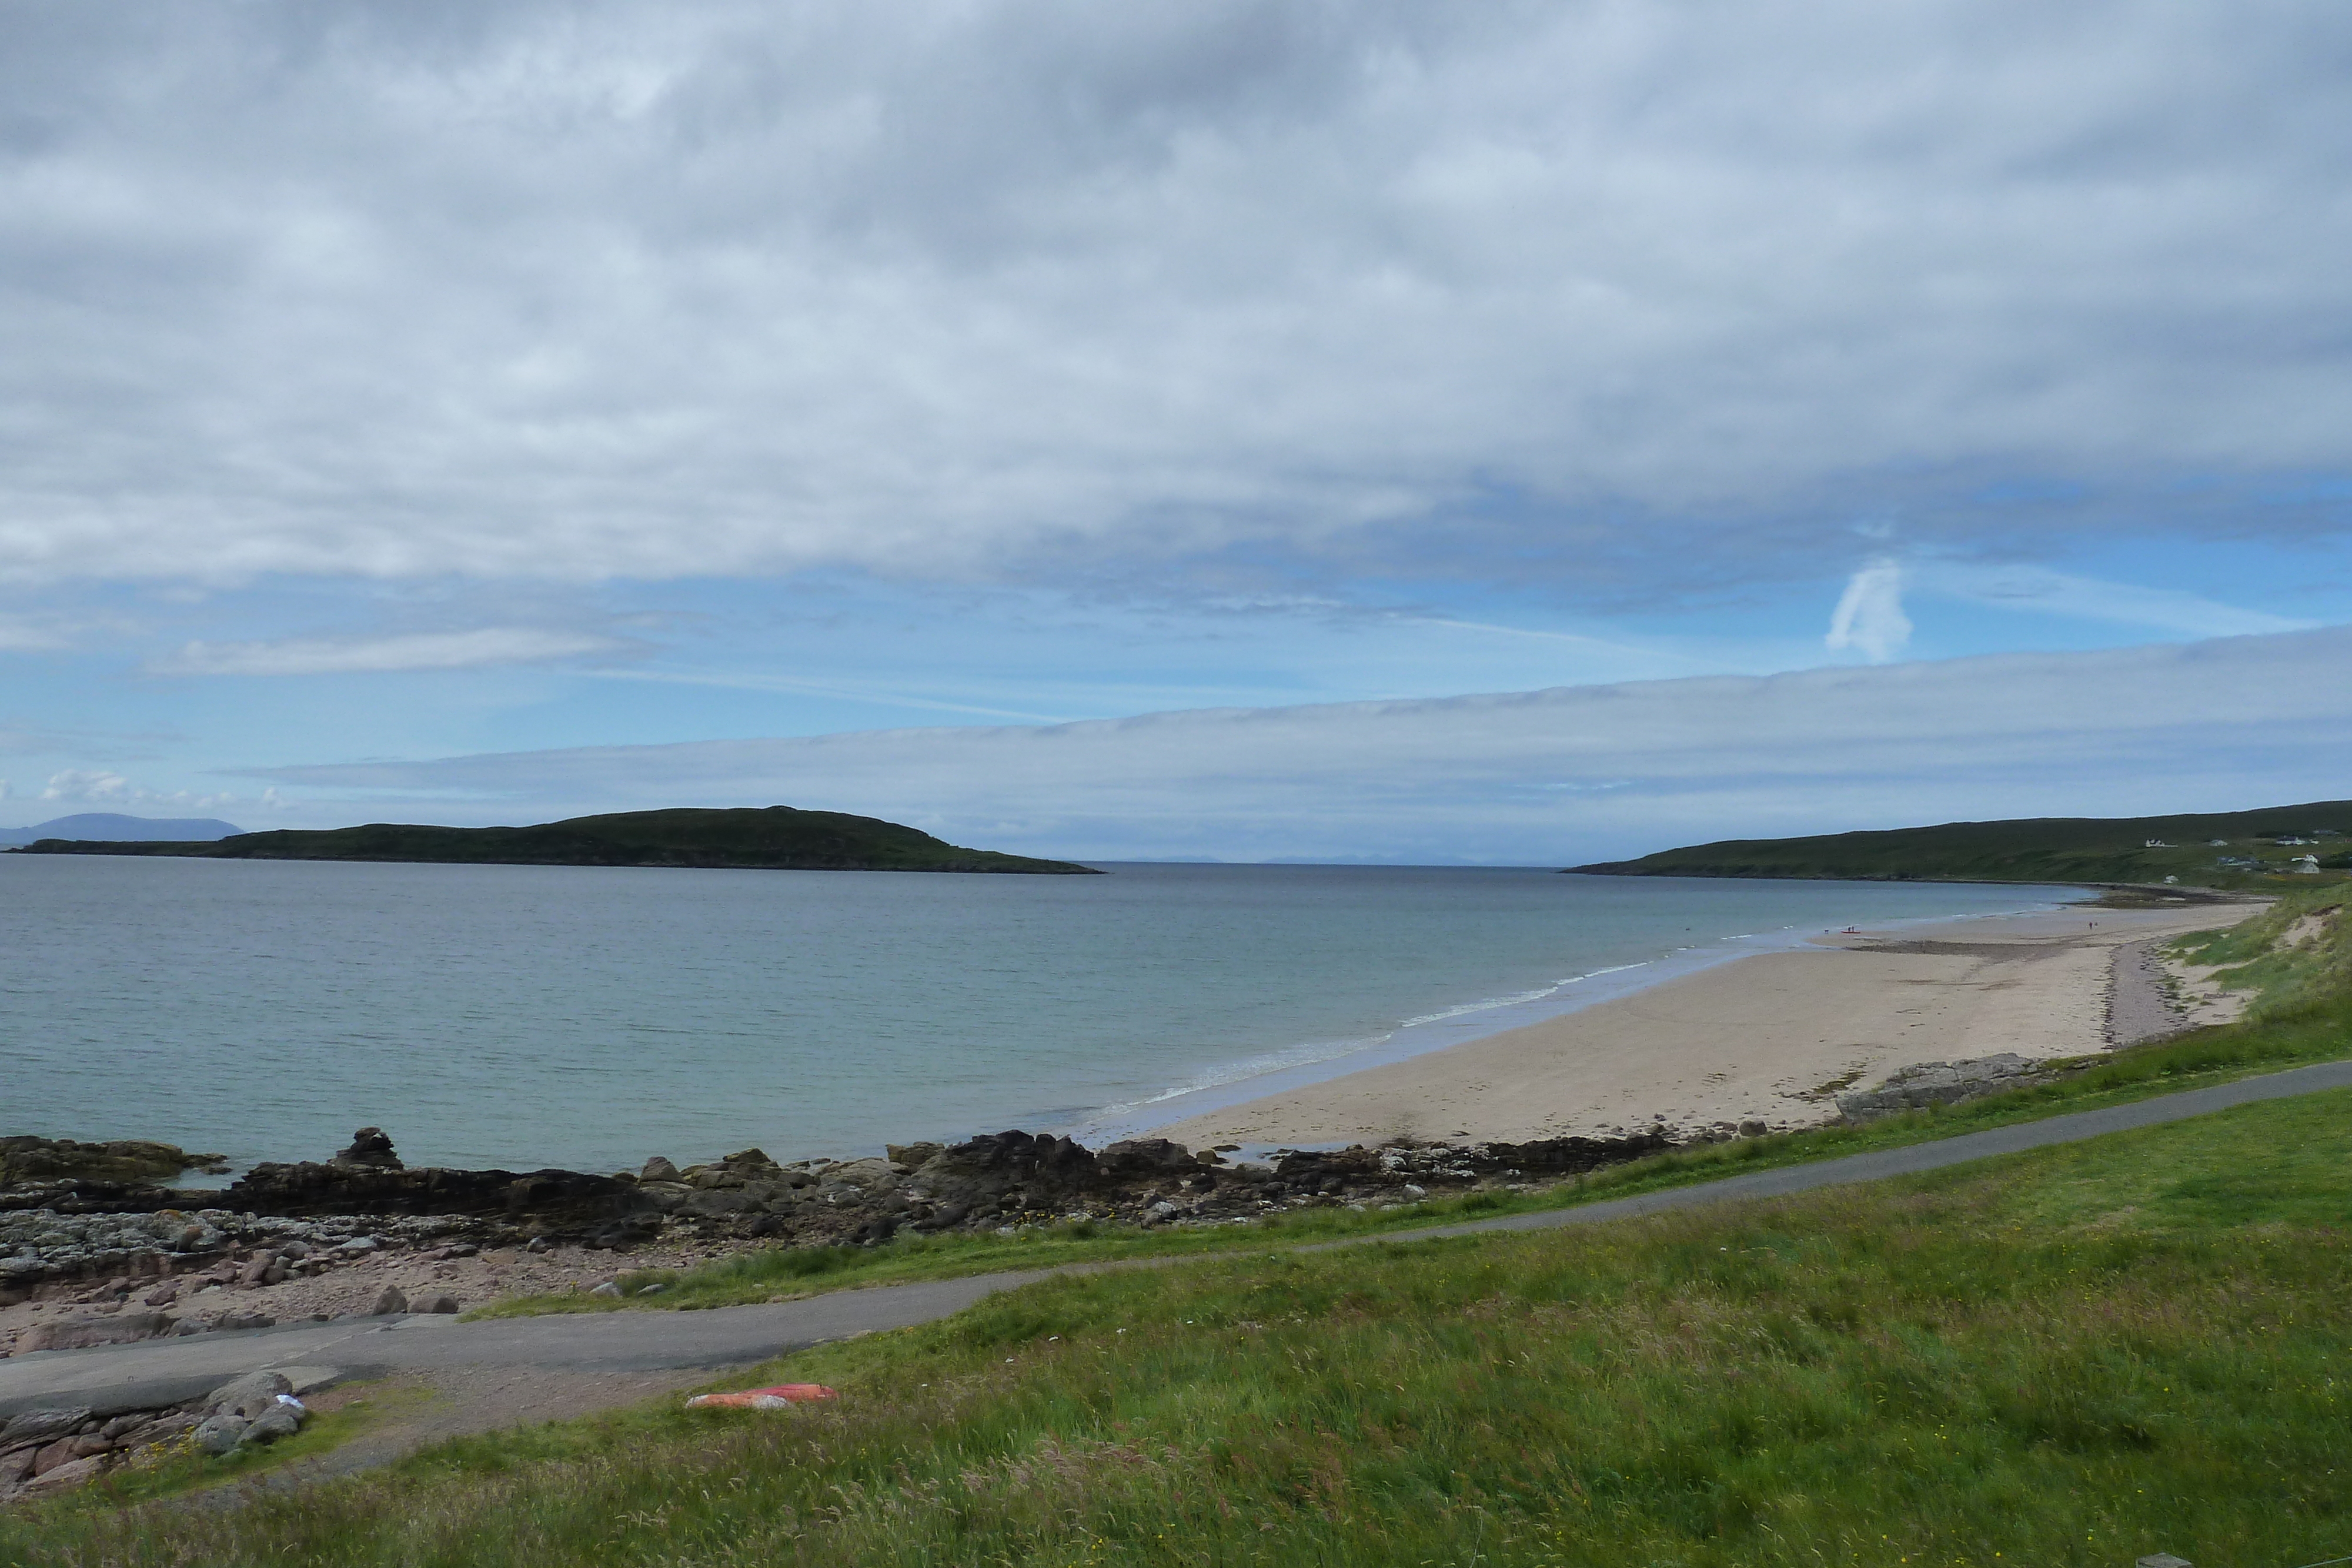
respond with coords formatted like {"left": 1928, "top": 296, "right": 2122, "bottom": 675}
{"left": 242, "top": 625, "right": 2352, "bottom": 863}
{"left": 148, "top": 628, "right": 626, "bottom": 677}
{"left": 0, "top": 1, "right": 2346, "bottom": 605}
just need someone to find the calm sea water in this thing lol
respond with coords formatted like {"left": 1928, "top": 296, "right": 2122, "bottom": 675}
{"left": 0, "top": 856, "right": 2077, "bottom": 1176}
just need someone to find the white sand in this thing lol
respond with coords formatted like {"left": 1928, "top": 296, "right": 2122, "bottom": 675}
{"left": 1147, "top": 902, "right": 2260, "bottom": 1149}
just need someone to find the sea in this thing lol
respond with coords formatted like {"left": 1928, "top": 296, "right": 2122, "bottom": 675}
{"left": 0, "top": 855, "right": 2081, "bottom": 1179}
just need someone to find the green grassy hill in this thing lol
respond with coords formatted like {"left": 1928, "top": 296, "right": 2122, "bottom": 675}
{"left": 1572, "top": 798, "right": 2352, "bottom": 889}
{"left": 6, "top": 805, "right": 1098, "bottom": 875}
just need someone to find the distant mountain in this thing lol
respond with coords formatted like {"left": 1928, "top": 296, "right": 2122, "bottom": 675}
{"left": 0, "top": 813, "right": 245, "bottom": 848}
{"left": 1569, "top": 800, "right": 2352, "bottom": 889}
{"left": 5, "top": 804, "right": 1099, "bottom": 874}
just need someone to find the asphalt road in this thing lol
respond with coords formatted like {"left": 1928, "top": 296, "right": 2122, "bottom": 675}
{"left": 6, "top": 1057, "right": 2347, "bottom": 1421}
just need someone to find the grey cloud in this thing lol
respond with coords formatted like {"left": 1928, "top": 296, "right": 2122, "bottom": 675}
{"left": 1, "top": 2, "right": 2347, "bottom": 597}
{"left": 246, "top": 624, "right": 2352, "bottom": 862}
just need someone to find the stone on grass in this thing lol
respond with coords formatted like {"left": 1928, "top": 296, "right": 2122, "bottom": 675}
{"left": 370, "top": 1285, "right": 408, "bottom": 1316}
{"left": 24, "top": 1454, "right": 103, "bottom": 1494}
{"left": 208, "top": 1369, "right": 294, "bottom": 1420}
{"left": 588, "top": 1281, "right": 623, "bottom": 1298}
{"left": 192, "top": 1414, "right": 249, "bottom": 1456}
{"left": 238, "top": 1406, "right": 302, "bottom": 1446}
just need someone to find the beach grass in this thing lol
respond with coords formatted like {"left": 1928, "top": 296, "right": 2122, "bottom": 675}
{"left": 8, "top": 1080, "right": 2349, "bottom": 1566}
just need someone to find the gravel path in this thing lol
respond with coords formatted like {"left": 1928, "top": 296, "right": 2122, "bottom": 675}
{"left": 2108, "top": 935, "right": 2190, "bottom": 1046}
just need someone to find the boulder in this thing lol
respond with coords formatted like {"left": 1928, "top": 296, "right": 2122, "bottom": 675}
{"left": 23, "top": 1453, "right": 103, "bottom": 1494}
{"left": 208, "top": 1369, "right": 293, "bottom": 1420}
{"left": 1, "top": 1407, "right": 93, "bottom": 1448}
{"left": 1095, "top": 1139, "right": 1201, "bottom": 1179}
{"left": 19, "top": 1311, "right": 173, "bottom": 1352}
{"left": 192, "top": 1414, "right": 249, "bottom": 1456}
{"left": 886, "top": 1142, "right": 944, "bottom": 1168}
{"left": 370, "top": 1285, "right": 409, "bottom": 1316}
{"left": 640, "top": 1156, "right": 680, "bottom": 1183}
{"left": 238, "top": 1406, "right": 302, "bottom": 1446}
{"left": 412, "top": 1292, "right": 460, "bottom": 1314}
{"left": 330, "top": 1127, "right": 404, "bottom": 1171}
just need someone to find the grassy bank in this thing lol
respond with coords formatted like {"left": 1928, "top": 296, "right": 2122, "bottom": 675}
{"left": 10, "top": 1078, "right": 2350, "bottom": 1566}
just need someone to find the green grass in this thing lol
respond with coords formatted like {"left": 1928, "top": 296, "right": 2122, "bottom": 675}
{"left": 9, "top": 1084, "right": 2350, "bottom": 1567}
{"left": 470, "top": 984, "right": 2352, "bottom": 1319}
{"left": 2170, "top": 885, "right": 2348, "bottom": 1016}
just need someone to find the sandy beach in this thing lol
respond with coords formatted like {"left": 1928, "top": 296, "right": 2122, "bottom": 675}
{"left": 1149, "top": 901, "right": 2261, "bottom": 1149}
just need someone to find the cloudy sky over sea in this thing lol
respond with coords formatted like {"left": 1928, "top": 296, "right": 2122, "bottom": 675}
{"left": 4, "top": 1, "right": 2347, "bottom": 859}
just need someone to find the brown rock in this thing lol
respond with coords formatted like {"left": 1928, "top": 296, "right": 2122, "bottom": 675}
{"left": 19, "top": 1311, "right": 173, "bottom": 1352}
{"left": 30, "top": 1438, "right": 79, "bottom": 1477}
{"left": 24, "top": 1453, "right": 105, "bottom": 1494}
{"left": 236, "top": 1252, "right": 279, "bottom": 1288}
{"left": 370, "top": 1285, "right": 409, "bottom": 1316}
{"left": 412, "top": 1292, "right": 460, "bottom": 1314}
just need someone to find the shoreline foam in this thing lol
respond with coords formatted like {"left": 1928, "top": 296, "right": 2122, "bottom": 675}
{"left": 1134, "top": 900, "right": 2258, "bottom": 1153}
{"left": 1075, "top": 890, "right": 2089, "bottom": 1149}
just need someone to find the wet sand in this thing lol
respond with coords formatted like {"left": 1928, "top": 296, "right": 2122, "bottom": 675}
{"left": 1147, "top": 901, "right": 2260, "bottom": 1149}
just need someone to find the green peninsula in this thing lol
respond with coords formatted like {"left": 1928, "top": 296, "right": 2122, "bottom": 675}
{"left": 1572, "top": 798, "right": 2352, "bottom": 889}
{"left": 6, "top": 805, "right": 1099, "bottom": 874}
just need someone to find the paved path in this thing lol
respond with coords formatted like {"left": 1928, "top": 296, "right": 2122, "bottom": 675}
{"left": 7, "top": 1058, "right": 2348, "bottom": 1421}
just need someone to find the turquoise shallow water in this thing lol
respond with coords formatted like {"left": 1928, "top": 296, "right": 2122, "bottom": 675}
{"left": 0, "top": 856, "right": 2079, "bottom": 1175}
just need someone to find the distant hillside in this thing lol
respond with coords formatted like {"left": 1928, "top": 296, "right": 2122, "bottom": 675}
{"left": 0, "top": 813, "right": 245, "bottom": 848}
{"left": 7, "top": 805, "right": 1099, "bottom": 874}
{"left": 1571, "top": 800, "right": 2352, "bottom": 890}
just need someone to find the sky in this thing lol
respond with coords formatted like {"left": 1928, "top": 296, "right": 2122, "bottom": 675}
{"left": 3, "top": 1, "right": 2347, "bottom": 861}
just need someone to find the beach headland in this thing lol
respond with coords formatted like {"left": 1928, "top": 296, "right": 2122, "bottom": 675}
{"left": 1144, "top": 898, "right": 2261, "bottom": 1151}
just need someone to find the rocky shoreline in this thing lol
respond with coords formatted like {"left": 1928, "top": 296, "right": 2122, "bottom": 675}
{"left": 1, "top": 1122, "right": 1690, "bottom": 1312}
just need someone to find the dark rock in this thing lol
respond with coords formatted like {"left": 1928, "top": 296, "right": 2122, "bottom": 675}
{"left": 370, "top": 1285, "right": 408, "bottom": 1316}
{"left": 413, "top": 1292, "right": 460, "bottom": 1313}
{"left": 330, "top": 1126, "right": 404, "bottom": 1171}
{"left": 1837, "top": 1054, "right": 2051, "bottom": 1120}
{"left": 1095, "top": 1139, "right": 1202, "bottom": 1179}
{"left": 640, "top": 1156, "right": 680, "bottom": 1183}
{"left": 225, "top": 1158, "right": 650, "bottom": 1233}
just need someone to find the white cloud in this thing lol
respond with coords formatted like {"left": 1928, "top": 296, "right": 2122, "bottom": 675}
{"left": 1825, "top": 559, "right": 1912, "bottom": 663}
{"left": 35, "top": 768, "right": 243, "bottom": 813}
{"left": 0, "top": 2, "right": 2347, "bottom": 597}
{"left": 1926, "top": 564, "right": 2318, "bottom": 638}
{"left": 41, "top": 768, "right": 132, "bottom": 802}
{"left": 245, "top": 624, "right": 2352, "bottom": 863}
{"left": 149, "top": 628, "right": 624, "bottom": 676}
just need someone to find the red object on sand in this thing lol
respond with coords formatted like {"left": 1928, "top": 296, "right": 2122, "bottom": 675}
{"left": 686, "top": 1384, "right": 839, "bottom": 1410}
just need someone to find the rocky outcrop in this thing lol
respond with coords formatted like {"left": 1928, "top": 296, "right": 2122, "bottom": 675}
{"left": 1, "top": 1120, "right": 1698, "bottom": 1290}
{"left": 0, "top": 1136, "right": 228, "bottom": 1215}
{"left": 1835, "top": 1054, "right": 2054, "bottom": 1120}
